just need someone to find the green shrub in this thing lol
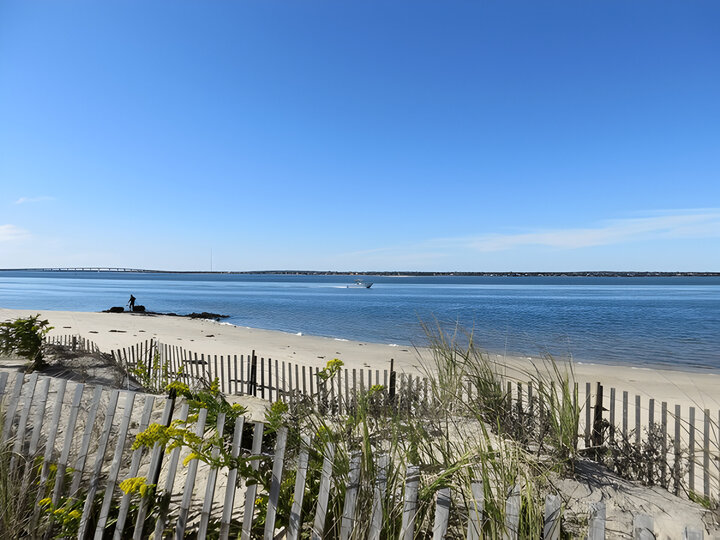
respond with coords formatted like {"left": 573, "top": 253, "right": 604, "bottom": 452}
{"left": 0, "top": 315, "right": 53, "bottom": 370}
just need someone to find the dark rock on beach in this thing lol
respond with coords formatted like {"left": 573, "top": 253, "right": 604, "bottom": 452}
{"left": 101, "top": 307, "right": 228, "bottom": 320}
{"left": 186, "top": 312, "right": 229, "bottom": 320}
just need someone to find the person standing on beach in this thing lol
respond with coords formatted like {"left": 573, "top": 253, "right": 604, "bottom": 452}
{"left": 128, "top": 294, "right": 136, "bottom": 311}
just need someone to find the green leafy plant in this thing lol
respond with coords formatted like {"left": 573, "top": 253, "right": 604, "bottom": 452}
{"left": 0, "top": 315, "right": 53, "bottom": 371}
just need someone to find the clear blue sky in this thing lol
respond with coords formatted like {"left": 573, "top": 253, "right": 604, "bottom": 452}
{"left": 1, "top": 1, "right": 719, "bottom": 271}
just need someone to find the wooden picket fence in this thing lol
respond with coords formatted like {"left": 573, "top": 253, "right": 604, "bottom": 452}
{"left": 105, "top": 339, "right": 720, "bottom": 504}
{"left": 0, "top": 369, "right": 709, "bottom": 538}
{"left": 46, "top": 333, "right": 101, "bottom": 354}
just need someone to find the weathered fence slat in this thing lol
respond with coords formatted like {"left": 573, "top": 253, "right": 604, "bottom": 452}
{"left": 622, "top": 390, "right": 629, "bottom": 439}
{"left": 264, "top": 426, "right": 288, "bottom": 540}
{"left": 241, "top": 422, "right": 265, "bottom": 540}
{"left": 198, "top": 412, "right": 227, "bottom": 538}
{"left": 52, "top": 383, "right": 85, "bottom": 506}
{"left": 588, "top": 501, "right": 606, "bottom": 540}
{"left": 153, "top": 403, "right": 190, "bottom": 540}
{"left": 661, "top": 401, "right": 668, "bottom": 488}
{"left": 340, "top": 452, "right": 362, "bottom": 540}
{"left": 689, "top": 407, "right": 696, "bottom": 493}
{"left": 174, "top": 407, "right": 209, "bottom": 539}
{"left": 466, "top": 480, "right": 484, "bottom": 540}
{"left": 219, "top": 415, "right": 246, "bottom": 540}
{"left": 543, "top": 494, "right": 561, "bottom": 540}
{"left": 633, "top": 514, "right": 654, "bottom": 540}
{"left": 31, "top": 378, "right": 67, "bottom": 528}
{"left": 28, "top": 376, "right": 51, "bottom": 455}
{"left": 133, "top": 397, "right": 176, "bottom": 539}
{"left": 674, "top": 404, "right": 682, "bottom": 494}
{"left": 78, "top": 389, "right": 120, "bottom": 539}
{"left": 0, "top": 371, "right": 9, "bottom": 400}
{"left": 703, "top": 409, "right": 710, "bottom": 498}
{"left": 288, "top": 434, "right": 311, "bottom": 540}
{"left": 503, "top": 484, "right": 521, "bottom": 540}
{"left": 400, "top": 464, "right": 420, "bottom": 540}
{"left": 11, "top": 372, "right": 39, "bottom": 472}
{"left": 368, "top": 454, "right": 389, "bottom": 540}
{"left": 311, "top": 442, "right": 336, "bottom": 540}
{"left": 70, "top": 385, "right": 104, "bottom": 496}
{"left": 609, "top": 387, "right": 616, "bottom": 440}
{"left": 432, "top": 487, "right": 451, "bottom": 540}
{"left": 1, "top": 371, "right": 25, "bottom": 442}
{"left": 113, "top": 395, "right": 156, "bottom": 540}
{"left": 95, "top": 391, "right": 137, "bottom": 538}
{"left": 684, "top": 526, "right": 704, "bottom": 540}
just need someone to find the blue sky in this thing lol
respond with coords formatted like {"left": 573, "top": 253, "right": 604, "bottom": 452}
{"left": 1, "top": 1, "right": 719, "bottom": 271}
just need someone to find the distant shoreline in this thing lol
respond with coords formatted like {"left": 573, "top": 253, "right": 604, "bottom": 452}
{"left": 2, "top": 268, "right": 719, "bottom": 277}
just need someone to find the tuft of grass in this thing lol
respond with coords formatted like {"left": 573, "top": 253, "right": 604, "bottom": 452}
{"left": 0, "top": 438, "right": 45, "bottom": 536}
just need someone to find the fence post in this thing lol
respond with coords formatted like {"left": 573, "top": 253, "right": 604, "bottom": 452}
{"left": 389, "top": 358, "right": 396, "bottom": 405}
{"left": 592, "top": 382, "right": 604, "bottom": 455}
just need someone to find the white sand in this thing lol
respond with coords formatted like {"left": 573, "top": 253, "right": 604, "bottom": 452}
{"left": 2, "top": 307, "right": 719, "bottom": 413}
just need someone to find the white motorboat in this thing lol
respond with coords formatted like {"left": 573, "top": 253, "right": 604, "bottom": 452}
{"left": 347, "top": 279, "right": 373, "bottom": 288}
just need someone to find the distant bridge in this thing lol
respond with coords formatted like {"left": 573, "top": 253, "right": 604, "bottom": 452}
{"left": 0, "top": 267, "right": 163, "bottom": 273}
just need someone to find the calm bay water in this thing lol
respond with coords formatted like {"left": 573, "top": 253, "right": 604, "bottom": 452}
{"left": 1, "top": 271, "right": 719, "bottom": 371}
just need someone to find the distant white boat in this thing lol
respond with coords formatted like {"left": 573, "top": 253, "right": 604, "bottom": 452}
{"left": 347, "top": 279, "right": 373, "bottom": 288}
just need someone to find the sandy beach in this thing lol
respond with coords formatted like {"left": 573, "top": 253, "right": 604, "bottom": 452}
{"left": 2, "top": 307, "right": 720, "bottom": 537}
{"left": 2, "top": 307, "right": 719, "bottom": 414}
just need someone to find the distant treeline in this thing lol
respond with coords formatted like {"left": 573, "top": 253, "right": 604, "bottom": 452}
{"left": 2, "top": 268, "right": 719, "bottom": 277}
